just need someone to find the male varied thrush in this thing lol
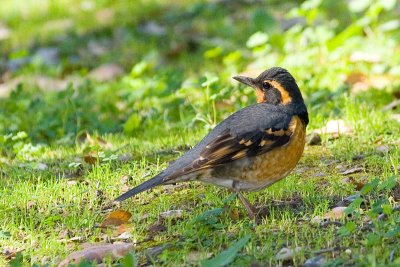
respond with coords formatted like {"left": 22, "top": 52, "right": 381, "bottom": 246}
{"left": 116, "top": 67, "right": 309, "bottom": 219}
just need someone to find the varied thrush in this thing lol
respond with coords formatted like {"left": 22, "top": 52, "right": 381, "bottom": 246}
{"left": 116, "top": 67, "right": 309, "bottom": 219}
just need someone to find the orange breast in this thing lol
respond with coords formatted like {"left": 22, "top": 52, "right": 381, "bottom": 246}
{"left": 239, "top": 115, "right": 306, "bottom": 190}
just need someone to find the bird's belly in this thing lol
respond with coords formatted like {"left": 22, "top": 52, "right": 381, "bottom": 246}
{"left": 210, "top": 117, "right": 306, "bottom": 191}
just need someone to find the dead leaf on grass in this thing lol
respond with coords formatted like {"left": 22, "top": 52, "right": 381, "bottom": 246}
{"left": 2, "top": 247, "right": 23, "bottom": 260}
{"left": 314, "top": 119, "right": 352, "bottom": 139}
{"left": 145, "top": 244, "right": 172, "bottom": 262}
{"left": 77, "top": 132, "right": 112, "bottom": 148}
{"left": 390, "top": 114, "right": 400, "bottom": 123}
{"left": 382, "top": 99, "right": 400, "bottom": 111}
{"left": 159, "top": 210, "right": 183, "bottom": 219}
{"left": 307, "top": 133, "right": 322, "bottom": 146}
{"left": 275, "top": 247, "right": 302, "bottom": 261}
{"left": 148, "top": 220, "right": 167, "bottom": 237}
{"left": 339, "top": 167, "right": 363, "bottom": 175}
{"left": 346, "top": 72, "right": 393, "bottom": 93}
{"left": 27, "top": 200, "right": 36, "bottom": 209}
{"left": 84, "top": 154, "right": 98, "bottom": 165}
{"left": 88, "top": 63, "right": 123, "bottom": 82}
{"left": 58, "top": 242, "right": 133, "bottom": 266}
{"left": 101, "top": 210, "right": 132, "bottom": 228}
{"left": 312, "top": 207, "right": 347, "bottom": 224}
{"left": 341, "top": 177, "right": 365, "bottom": 191}
{"left": 349, "top": 51, "right": 381, "bottom": 63}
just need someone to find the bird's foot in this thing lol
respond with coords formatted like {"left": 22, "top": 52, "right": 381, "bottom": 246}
{"left": 237, "top": 192, "right": 260, "bottom": 222}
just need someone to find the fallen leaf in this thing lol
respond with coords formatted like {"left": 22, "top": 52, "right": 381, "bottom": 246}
{"left": 275, "top": 247, "right": 302, "bottom": 261}
{"left": 88, "top": 63, "right": 123, "bottom": 82}
{"left": 187, "top": 251, "right": 213, "bottom": 263}
{"left": 101, "top": 210, "right": 132, "bottom": 228}
{"left": 148, "top": 221, "right": 167, "bottom": 236}
{"left": 2, "top": 247, "right": 23, "bottom": 260}
{"left": 307, "top": 133, "right": 322, "bottom": 146}
{"left": 336, "top": 194, "right": 361, "bottom": 207}
{"left": 201, "top": 235, "right": 251, "bottom": 267}
{"left": 312, "top": 207, "right": 347, "bottom": 223}
{"left": 304, "top": 255, "right": 326, "bottom": 267}
{"left": 96, "top": 136, "right": 112, "bottom": 149}
{"left": 341, "top": 177, "right": 365, "bottom": 191}
{"left": 314, "top": 119, "right": 352, "bottom": 138}
{"left": 229, "top": 208, "right": 240, "bottom": 221}
{"left": 159, "top": 210, "right": 183, "bottom": 219}
{"left": 339, "top": 167, "right": 363, "bottom": 175}
{"left": 346, "top": 72, "right": 393, "bottom": 93}
{"left": 115, "top": 231, "right": 133, "bottom": 240}
{"left": 84, "top": 154, "right": 98, "bottom": 165}
{"left": 0, "top": 24, "right": 11, "bottom": 40}
{"left": 376, "top": 145, "right": 389, "bottom": 154}
{"left": 27, "top": 200, "right": 36, "bottom": 209}
{"left": 95, "top": 8, "right": 115, "bottom": 26}
{"left": 145, "top": 244, "right": 172, "bottom": 262}
{"left": 58, "top": 242, "right": 133, "bottom": 266}
{"left": 350, "top": 51, "right": 381, "bottom": 63}
{"left": 116, "top": 224, "right": 133, "bottom": 235}
{"left": 382, "top": 99, "right": 400, "bottom": 111}
{"left": 118, "top": 153, "right": 132, "bottom": 162}
{"left": 390, "top": 114, "right": 400, "bottom": 123}
{"left": 36, "top": 163, "right": 48, "bottom": 170}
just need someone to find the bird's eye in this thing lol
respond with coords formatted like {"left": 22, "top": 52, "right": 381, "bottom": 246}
{"left": 262, "top": 81, "right": 271, "bottom": 90}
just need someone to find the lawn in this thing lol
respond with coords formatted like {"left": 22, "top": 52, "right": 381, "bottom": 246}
{"left": 1, "top": 0, "right": 400, "bottom": 266}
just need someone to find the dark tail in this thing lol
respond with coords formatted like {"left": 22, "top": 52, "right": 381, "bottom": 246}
{"left": 115, "top": 173, "right": 165, "bottom": 201}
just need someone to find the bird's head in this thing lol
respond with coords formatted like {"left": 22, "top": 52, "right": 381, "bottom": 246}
{"left": 233, "top": 67, "right": 304, "bottom": 106}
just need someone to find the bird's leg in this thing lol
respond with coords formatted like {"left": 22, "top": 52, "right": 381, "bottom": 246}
{"left": 237, "top": 192, "right": 257, "bottom": 219}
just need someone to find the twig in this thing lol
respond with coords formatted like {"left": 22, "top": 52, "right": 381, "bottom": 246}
{"left": 314, "top": 247, "right": 345, "bottom": 255}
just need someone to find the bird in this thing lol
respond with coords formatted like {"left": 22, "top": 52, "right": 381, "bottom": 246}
{"left": 115, "top": 67, "right": 309, "bottom": 219}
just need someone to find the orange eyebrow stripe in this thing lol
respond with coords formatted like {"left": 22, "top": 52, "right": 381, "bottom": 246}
{"left": 269, "top": 80, "right": 292, "bottom": 104}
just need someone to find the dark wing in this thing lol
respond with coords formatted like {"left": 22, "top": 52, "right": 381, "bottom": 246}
{"left": 115, "top": 103, "right": 295, "bottom": 201}
{"left": 164, "top": 103, "right": 294, "bottom": 180}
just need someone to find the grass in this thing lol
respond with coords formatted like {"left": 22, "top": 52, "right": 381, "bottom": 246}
{"left": 1, "top": 97, "right": 399, "bottom": 266}
{"left": 1, "top": 0, "right": 400, "bottom": 266}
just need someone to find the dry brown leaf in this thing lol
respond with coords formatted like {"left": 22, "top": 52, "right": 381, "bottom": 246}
{"left": 116, "top": 224, "right": 133, "bottom": 235}
{"left": 346, "top": 72, "right": 393, "bottom": 93}
{"left": 96, "top": 136, "right": 112, "bottom": 149}
{"left": 76, "top": 132, "right": 92, "bottom": 145}
{"left": 229, "top": 208, "right": 240, "bottom": 221}
{"left": 84, "top": 154, "right": 97, "bottom": 165}
{"left": 342, "top": 177, "right": 365, "bottom": 191}
{"left": 307, "top": 133, "right": 322, "bottom": 146}
{"left": 58, "top": 242, "right": 133, "bottom": 266}
{"left": 101, "top": 210, "right": 132, "bottom": 228}
{"left": 312, "top": 207, "right": 347, "bottom": 223}
{"left": 148, "top": 221, "right": 167, "bottom": 236}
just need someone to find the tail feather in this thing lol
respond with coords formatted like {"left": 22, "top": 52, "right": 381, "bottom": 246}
{"left": 115, "top": 173, "right": 165, "bottom": 201}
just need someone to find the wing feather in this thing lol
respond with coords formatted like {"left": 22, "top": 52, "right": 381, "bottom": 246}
{"left": 163, "top": 103, "right": 296, "bottom": 181}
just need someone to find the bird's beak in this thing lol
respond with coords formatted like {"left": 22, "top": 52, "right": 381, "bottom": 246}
{"left": 233, "top": 76, "right": 256, "bottom": 88}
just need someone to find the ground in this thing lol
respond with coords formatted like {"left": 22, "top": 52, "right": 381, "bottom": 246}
{"left": 0, "top": 0, "right": 400, "bottom": 266}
